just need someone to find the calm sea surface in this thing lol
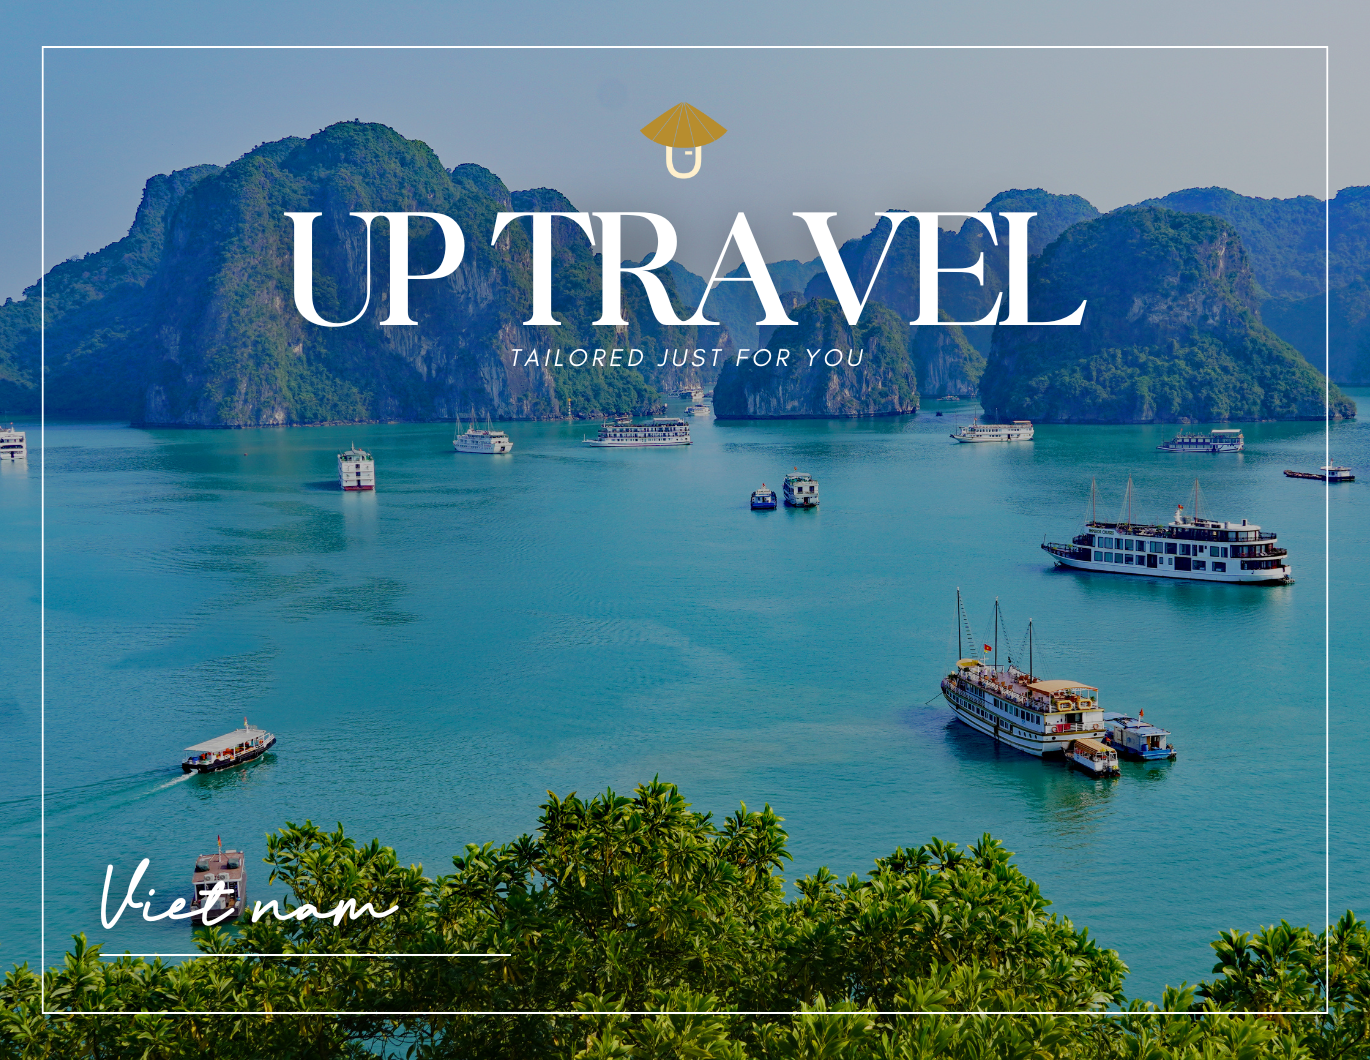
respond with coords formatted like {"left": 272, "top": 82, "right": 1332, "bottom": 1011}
{"left": 2, "top": 393, "right": 1366, "bottom": 1002}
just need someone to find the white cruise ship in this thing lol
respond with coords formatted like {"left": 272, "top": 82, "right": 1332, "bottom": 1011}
{"left": 338, "top": 446, "right": 375, "bottom": 491}
{"left": 950, "top": 419, "right": 1034, "bottom": 443}
{"left": 1042, "top": 479, "right": 1290, "bottom": 584}
{"left": 453, "top": 411, "right": 512, "bottom": 454}
{"left": 1157, "top": 428, "right": 1243, "bottom": 453}
{"left": 684, "top": 404, "right": 711, "bottom": 417}
{"left": 583, "top": 418, "right": 691, "bottom": 447}
{"left": 0, "top": 425, "right": 25, "bottom": 460}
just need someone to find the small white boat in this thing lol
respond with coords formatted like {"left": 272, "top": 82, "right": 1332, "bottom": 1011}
{"left": 182, "top": 720, "right": 276, "bottom": 773}
{"left": 1158, "top": 428, "right": 1244, "bottom": 453}
{"left": 684, "top": 404, "right": 711, "bottom": 417}
{"left": 751, "top": 484, "right": 777, "bottom": 510}
{"left": 453, "top": 410, "right": 513, "bottom": 454}
{"left": 951, "top": 419, "right": 1034, "bottom": 443}
{"left": 338, "top": 446, "right": 375, "bottom": 490}
{"left": 0, "top": 424, "right": 25, "bottom": 460}
{"left": 1068, "top": 737, "right": 1119, "bottom": 778}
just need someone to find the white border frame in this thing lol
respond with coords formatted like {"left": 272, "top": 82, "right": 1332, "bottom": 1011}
{"left": 38, "top": 42, "right": 1333, "bottom": 1018}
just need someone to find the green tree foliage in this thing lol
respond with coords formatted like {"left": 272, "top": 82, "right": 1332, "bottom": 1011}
{"left": 4, "top": 781, "right": 1363, "bottom": 1058}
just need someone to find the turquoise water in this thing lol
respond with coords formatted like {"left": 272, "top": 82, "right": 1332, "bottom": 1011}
{"left": 2, "top": 395, "right": 1366, "bottom": 1002}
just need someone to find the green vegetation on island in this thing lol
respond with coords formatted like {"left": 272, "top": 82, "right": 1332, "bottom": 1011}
{"left": 980, "top": 207, "right": 1355, "bottom": 423}
{"left": 2, "top": 781, "right": 1364, "bottom": 1058}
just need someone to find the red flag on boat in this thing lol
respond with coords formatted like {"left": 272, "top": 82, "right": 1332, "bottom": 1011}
{"left": 983, "top": 644, "right": 993, "bottom": 653}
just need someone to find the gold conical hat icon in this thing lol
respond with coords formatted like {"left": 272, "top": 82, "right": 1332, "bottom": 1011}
{"left": 640, "top": 103, "right": 727, "bottom": 148}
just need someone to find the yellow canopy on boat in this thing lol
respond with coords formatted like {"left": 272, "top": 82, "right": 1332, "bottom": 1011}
{"left": 1027, "top": 679, "right": 1097, "bottom": 694}
{"left": 640, "top": 103, "right": 727, "bottom": 148}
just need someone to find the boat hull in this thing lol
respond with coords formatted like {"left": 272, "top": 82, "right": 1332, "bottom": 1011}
{"left": 942, "top": 681, "right": 1098, "bottom": 757}
{"left": 583, "top": 439, "right": 690, "bottom": 447}
{"left": 1068, "top": 753, "right": 1119, "bottom": 778}
{"left": 1042, "top": 544, "right": 1290, "bottom": 584}
{"left": 1285, "top": 470, "right": 1354, "bottom": 482}
{"left": 342, "top": 485, "right": 374, "bottom": 491}
{"left": 183, "top": 736, "right": 276, "bottom": 773}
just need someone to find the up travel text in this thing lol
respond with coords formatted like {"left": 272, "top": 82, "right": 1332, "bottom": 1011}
{"left": 286, "top": 211, "right": 1087, "bottom": 331}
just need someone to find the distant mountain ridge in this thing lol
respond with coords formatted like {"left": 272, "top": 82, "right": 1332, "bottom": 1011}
{"left": 0, "top": 120, "right": 1362, "bottom": 424}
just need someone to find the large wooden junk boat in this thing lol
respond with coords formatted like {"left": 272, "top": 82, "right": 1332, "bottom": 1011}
{"left": 940, "top": 595, "right": 1106, "bottom": 758}
{"left": 182, "top": 720, "right": 276, "bottom": 773}
{"left": 1042, "top": 478, "right": 1291, "bottom": 585}
{"left": 190, "top": 841, "right": 246, "bottom": 923}
{"left": 453, "top": 410, "right": 513, "bottom": 454}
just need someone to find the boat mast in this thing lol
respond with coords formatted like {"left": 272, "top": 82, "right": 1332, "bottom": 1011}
{"left": 1192, "top": 478, "right": 1200, "bottom": 521}
{"left": 993, "top": 597, "right": 999, "bottom": 672}
{"left": 1091, "top": 478, "right": 1097, "bottom": 526}
{"left": 1127, "top": 475, "right": 1132, "bottom": 529}
{"left": 1028, "top": 619, "right": 1033, "bottom": 682}
{"left": 956, "top": 587, "right": 962, "bottom": 659}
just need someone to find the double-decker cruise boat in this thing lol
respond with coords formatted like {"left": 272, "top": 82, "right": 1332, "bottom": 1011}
{"left": 1158, "top": 428, "right": 1244, "bottom": 453}
{"left": 0, "top": 425, "right": 25, "bottom": 460}
{"left": 950, "top": 419, "right": 1034, "bottom": 443}
{"left": 684, "top": 404, "right": 711, "bottom": 416}
{"left": 941, "top": 596, "right": 1106, "bottom": 757}
{"left": 453, "top": 411, "right": 513, "bottom": 454}
{"left": 783, "top": 470, "right": 819, "bottom": 507}
{"left": 1042, "top": 478, "right": 1291, "bottom": 584}
{"left": 583, "top": 418, "right": 691, "bottom": 447}
{"left": 338, "top": 446, "right": 375, "bottom": 490}
{"left": 182, "top": 720, "right": 277, "bottom": 773}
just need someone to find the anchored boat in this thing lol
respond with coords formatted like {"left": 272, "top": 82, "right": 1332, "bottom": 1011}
{"left": 1285, "top": 465, "right": 1354, "bottom": 483}
{"left": 183, "top": 720, "right": 276, "bottom": 773}
{"left": 1104, "top": 712, "right": 1177, "bottom": 760}
{"left": 1042, "top": 478, "right": 1291, "bottom": 584}
{"left": 1158, "top": 428, "right": 1244, "bottom": 453}
{"left": 583, "top": 418, "right": 691, "bottom": 447}
{"left": 338, "top": 446, "right": 375, "bottom": 490}
{"left": 1068, "top": 738, "right": 1120, "bottom": 777}
{"left": 940, "top": 595, "right": 1106, "bottom": 758}
{"left": 0, "top": 424, "right": 25, "bottom": 461}
{"left": 950, "top": 419, "right": 1034, "bottom": 443}
{"left": 783, "top": 470, "right": 819, "bottom": 507}
{"left": 684, "top": 404, "right": 711, "bottom": 416}
{"left": 751, "top": 484, "right": 777, "bottom": 510}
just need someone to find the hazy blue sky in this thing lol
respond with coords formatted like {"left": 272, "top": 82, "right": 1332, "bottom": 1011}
{"left": 5, "top": 0, "right": 1368, "bottom": 299}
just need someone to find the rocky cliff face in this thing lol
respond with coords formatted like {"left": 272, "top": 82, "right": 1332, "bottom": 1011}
{"left": 912, "top": 313, "right": 983, "bottom": 398}
{"left": 980, "top": 206, "right": 1354, "bottom": 423}
{"left": 0, "top": 123, "right": 695, "bottom": 425}
{"left": 712, "top": 299, "right": 918, "bottom": 418}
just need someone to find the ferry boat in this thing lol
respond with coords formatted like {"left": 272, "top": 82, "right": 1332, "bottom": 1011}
{"left": 453, "top": 411, "right": 513, "bottom": 454}
{"left": 940, "top": 597, "right": 1105, "bottom": 757}
{"left": 1285, "top": 465, "right": 1354, "bottom": 483}
{"left": 0, "top": 425, "right": 25, "bottom": 460}
{"left": 1042, "top": 478, "right": 1291, "bottom": 584}
{"left": 583, "top": 418, "right": 691, "bottom": 447}
{"left": 684, "top": 404, "right": 711, "bottom": 416}
{"left": 338, "top": 446, "right": 375, "bottom": 490}
{"left": 751, "top": 484, "right": 777, "bottom": 510}
{"left": 950, "top": 419, "right": 1034, "bottom": 443}
{"left": 182, "top": 720, "right": 276, "bottom": 773}
{"left": 1104, "top": 712, "right": 1177, "bottom": 760}
{"left": 678, "top": 388, "right": 704, "bottom": 402}
{"left": 190, "top": 841, "right": 246, "bottom": 923}
{"left": 1068, "top": 738, "right": 1120, "bottom": 778}
{"left": 1158, "top": 428, "right": 1244, "bottom": 453}
{"left": 783, "top": 470, "right": 819, "bottom": 507}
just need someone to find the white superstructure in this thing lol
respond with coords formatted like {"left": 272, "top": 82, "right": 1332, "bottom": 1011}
{"left": 684, "top": 404, "right": 711, "bottom": 416}
{"left": 338, "top": 446, "right": 375, "bottom": 491}
{"left": 1157, "top": 428, "right": 1244, "bottom": 453}
{"left": 951, "top": 419, "right": 1034, "bottom": 443}
{"left": 942, "top": 660, "right": 1107, "bottom": 758}
{"left": 0, "top": 425, "right": 25, "bottom": 460}
{"left": 583, "top": 418, "right": 691, "bottom": 447}
{"left": 1043, "top": 480, "right": 1290, "bottom": 584}
{"left": 783, "top": 471, "right": 819, "bottom": 507}
{"left": 453, "top": 411, "right": 513, "bottom": 454}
